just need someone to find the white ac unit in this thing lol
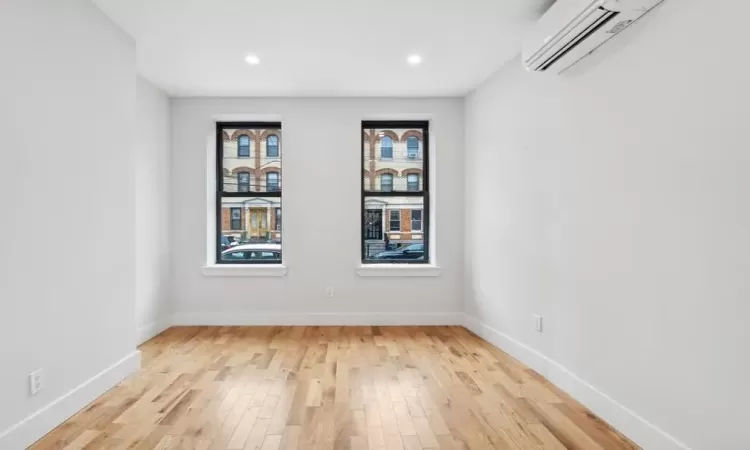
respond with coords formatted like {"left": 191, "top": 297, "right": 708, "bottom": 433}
{"left": 522, "top": 0, "right": 664, "bottom": 74}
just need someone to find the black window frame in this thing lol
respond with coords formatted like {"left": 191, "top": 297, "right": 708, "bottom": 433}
{"left": 217, "top": 122, "right": 282, "bottom": 264}
{"left": 361, "top": 120, "right": 430, "bottom": 264}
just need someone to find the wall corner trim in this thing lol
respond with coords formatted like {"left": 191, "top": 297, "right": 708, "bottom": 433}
{"left": 462, "top": 314, "right": 691, "bottom": 450}
{"left": 137, "top": 320, "right": 169, "bottom": 345}
{"left": 0, "top": 350, "right": 141, "bottom": 449}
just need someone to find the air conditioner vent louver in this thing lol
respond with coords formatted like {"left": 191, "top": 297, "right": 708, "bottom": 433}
{"left": 522, "top": 0, "right": 665, "bottom": 74}
{"left": 538, "top": 9, "right": 619, "bottom": 71}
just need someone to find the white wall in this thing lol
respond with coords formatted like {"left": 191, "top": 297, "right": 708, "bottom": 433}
{"left": 136, "top": 76, "right": 171, "bottom": 343}
{"left": 464, "top": 1, "right": 750, "bottom": 449}
{"left": 170, "top": 98, "right": 464, "bottom": 324}
{"left": 0, "top": 0, "right": 139, "bottom": 447}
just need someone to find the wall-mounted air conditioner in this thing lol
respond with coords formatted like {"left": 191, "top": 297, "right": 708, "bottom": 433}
{"left": 523, "top": 0, "right": 665, "bottom": 74}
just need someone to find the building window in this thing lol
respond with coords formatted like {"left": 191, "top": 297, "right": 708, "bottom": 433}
{"left": 407, "top": 174, "right": 419, "bottom": 191}
{"left": 238, "top": 135, "right": 250, "bottom": 158}
{"left": 362, "top": 121, "right": 429, "bottom": 263}
{"left": 238, "top": 172, "right": 250, "bottom": 192}
{"left": 407, "top": 136, "right": 419, "bottom": 159}
{"left": 381, "top": 174, "right": 393, "bottom": 192}
{"left": 267, "top": 172, "right": 280, "bottom": 192}
{"left": 230, "top": 207, "right": 242, "bottom": 230}
{"left": 411, "top": 210, "right": 422, "bottom": 231}
{"left": 217, "top": 123, "right": 282, "bottom": 264}
{"left": 380, "top": 136, "right": 393, "bottom": 159}
{"left": 389, "top": 210, "right": 400, "bottom": 232}
{"left": 267, "top": 135, "right": 279, "bottom": 157}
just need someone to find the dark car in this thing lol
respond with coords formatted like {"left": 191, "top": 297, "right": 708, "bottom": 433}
{"left": 221, "top": 235, "right": 236, "bottom": 251}
{"left": 371, "top": 243, "right": 424, "bottom": 260}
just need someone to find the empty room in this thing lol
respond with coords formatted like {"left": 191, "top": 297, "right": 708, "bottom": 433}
{"left": 0, "top": 0, "right": 747, "bottom": 449}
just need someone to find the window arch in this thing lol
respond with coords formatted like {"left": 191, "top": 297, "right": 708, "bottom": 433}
{"left": 238, "top": 135, "right": 250, "bottom": 157}
{"left": 237, "top": 172, "right": 250, "bottom": 192}
{"left": 407, "top": 173, "right": 419, "bottom": 191}
{"left": 267, "top": 171, "right": 280, "bottom": 192}
{"left": 407, "top": 136, "right": 419, "bottom": 159}
{"left": 380, "top": 136, "right": 393, "bottom": 159}
{"left": 267, "top": 135, "right": 279, "bottom": 157}
{"left": 381, "top": 173, "right": 393, "bottom": 192}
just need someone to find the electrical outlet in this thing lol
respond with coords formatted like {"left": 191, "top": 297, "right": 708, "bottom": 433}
{"left": 533, "top": 314, "right": 543, "bottom": 333}
{"left": 326, "top": 287, "right": 335, "bottom": 298}
{"left": 29, "top": 369, "right": 43, "bottom": 396}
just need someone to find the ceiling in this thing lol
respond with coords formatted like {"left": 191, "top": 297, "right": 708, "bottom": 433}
{"left": 93, "top": 0, "right": 552, "bottom": 97}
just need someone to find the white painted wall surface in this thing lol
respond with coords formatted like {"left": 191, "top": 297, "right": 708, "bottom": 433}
{"left": 136, "top": 76, "right": 171, "bottom": 343}
{"left": 170, "top": 98, "right": 464, "bottom": 323}
{"left": 464, "top": 1, "right": 750, "bottom": 449}
{"left": 0, "top": 0, "right": 138, "bottom": 447}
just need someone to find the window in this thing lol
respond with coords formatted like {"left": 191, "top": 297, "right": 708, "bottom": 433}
{"left": 238, "top": 172, "right": 250, "bottom": 192}
{"left": 267, "top": 135, "right": 279, "bottom": 157}
{"left": 389, "top": 210, "right": 400, "bottom": 232}
{"left": 217, "top": 123, "right": 282, "bottom": 264}
{"left": 407, "top": 174, "right": 419, "bottom": 191}
{"left": 362, "top": 121, "right": 429, "bottom": 263}
{"left": 267, "top": 172, "right": 280, "bottom": 192}
{"left": 238, "top": 135, "right": 250, "bottom": 157}
{"left": 411, "top": 210, "right": 422, "bottom": 231}
{"left": 407, "top": 136, "right": 419, "bottom": 159}
{"left": 381, "top": 174, "right": 393, "bottom": 192}
{"left": 230, "top": 207, "right": 242, "bottom": 230}
{"left": 380, "top": 136, "right": 393, "bottom": 159}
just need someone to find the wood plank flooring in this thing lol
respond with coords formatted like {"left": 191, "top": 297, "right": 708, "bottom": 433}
{"left": 29, "top": 326, "right": 638, "bottom": 449}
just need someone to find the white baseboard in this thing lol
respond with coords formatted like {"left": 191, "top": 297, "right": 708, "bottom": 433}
{"left": 0, "top": 350, "right": 141, "bottom": 450}
{"left": 463, "top": 315, "right": 690, "bottom": 450}
{"left": 170, "top": 311, "right": 464, "bottom": 326}
{"left": 136, "top": 319, "right": 169, "bottom": 345}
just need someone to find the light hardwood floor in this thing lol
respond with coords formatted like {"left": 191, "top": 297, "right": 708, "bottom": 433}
{"left": 30, "top": 326, "right": 638, "bottom": 449}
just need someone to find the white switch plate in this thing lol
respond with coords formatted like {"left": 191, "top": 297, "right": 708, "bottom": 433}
{"left": 533, "top": 314, "right": 543, "bottom": 333}
{"left": 29, "top": 369, "right": 43, "bottom": 396}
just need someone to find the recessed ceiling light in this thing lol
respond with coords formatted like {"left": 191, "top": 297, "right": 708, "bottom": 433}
{"left": 407, "top": 54, "right": 422, "bottom": 66}
{"left": 245, "top": 54, "right": 260, "bottom": 65}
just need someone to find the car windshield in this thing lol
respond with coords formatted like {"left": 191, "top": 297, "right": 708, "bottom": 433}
{"left": 401, "top": 243, "right": 423, "bottom": 252}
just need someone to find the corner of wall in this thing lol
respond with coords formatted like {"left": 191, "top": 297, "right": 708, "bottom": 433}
{"left": 0, "top": 351, "right": 141, "bottom": 449}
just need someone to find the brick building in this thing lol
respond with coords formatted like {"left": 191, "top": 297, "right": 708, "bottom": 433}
{"left": 221, "top": 129, "right": 282, "bottom": 241}
{"left": 362, "top": 128, "right": 425, "bottom": 254}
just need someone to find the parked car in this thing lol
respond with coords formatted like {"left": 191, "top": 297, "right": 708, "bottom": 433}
{"left": 220, "top": 235, "right": 237, "bottom": 251}
{"left": 370, "top": 243, "right": 424, "bottom": 260}
{"left": 221, "top": 243, "right": 281, "bottom": 262}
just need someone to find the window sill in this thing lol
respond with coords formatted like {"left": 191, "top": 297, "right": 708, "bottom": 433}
{"left": 357, "top": 264, "right": 441, "bottom": 278}
{"left": 202, "top": 264, "right": 287, "bottom": 277}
